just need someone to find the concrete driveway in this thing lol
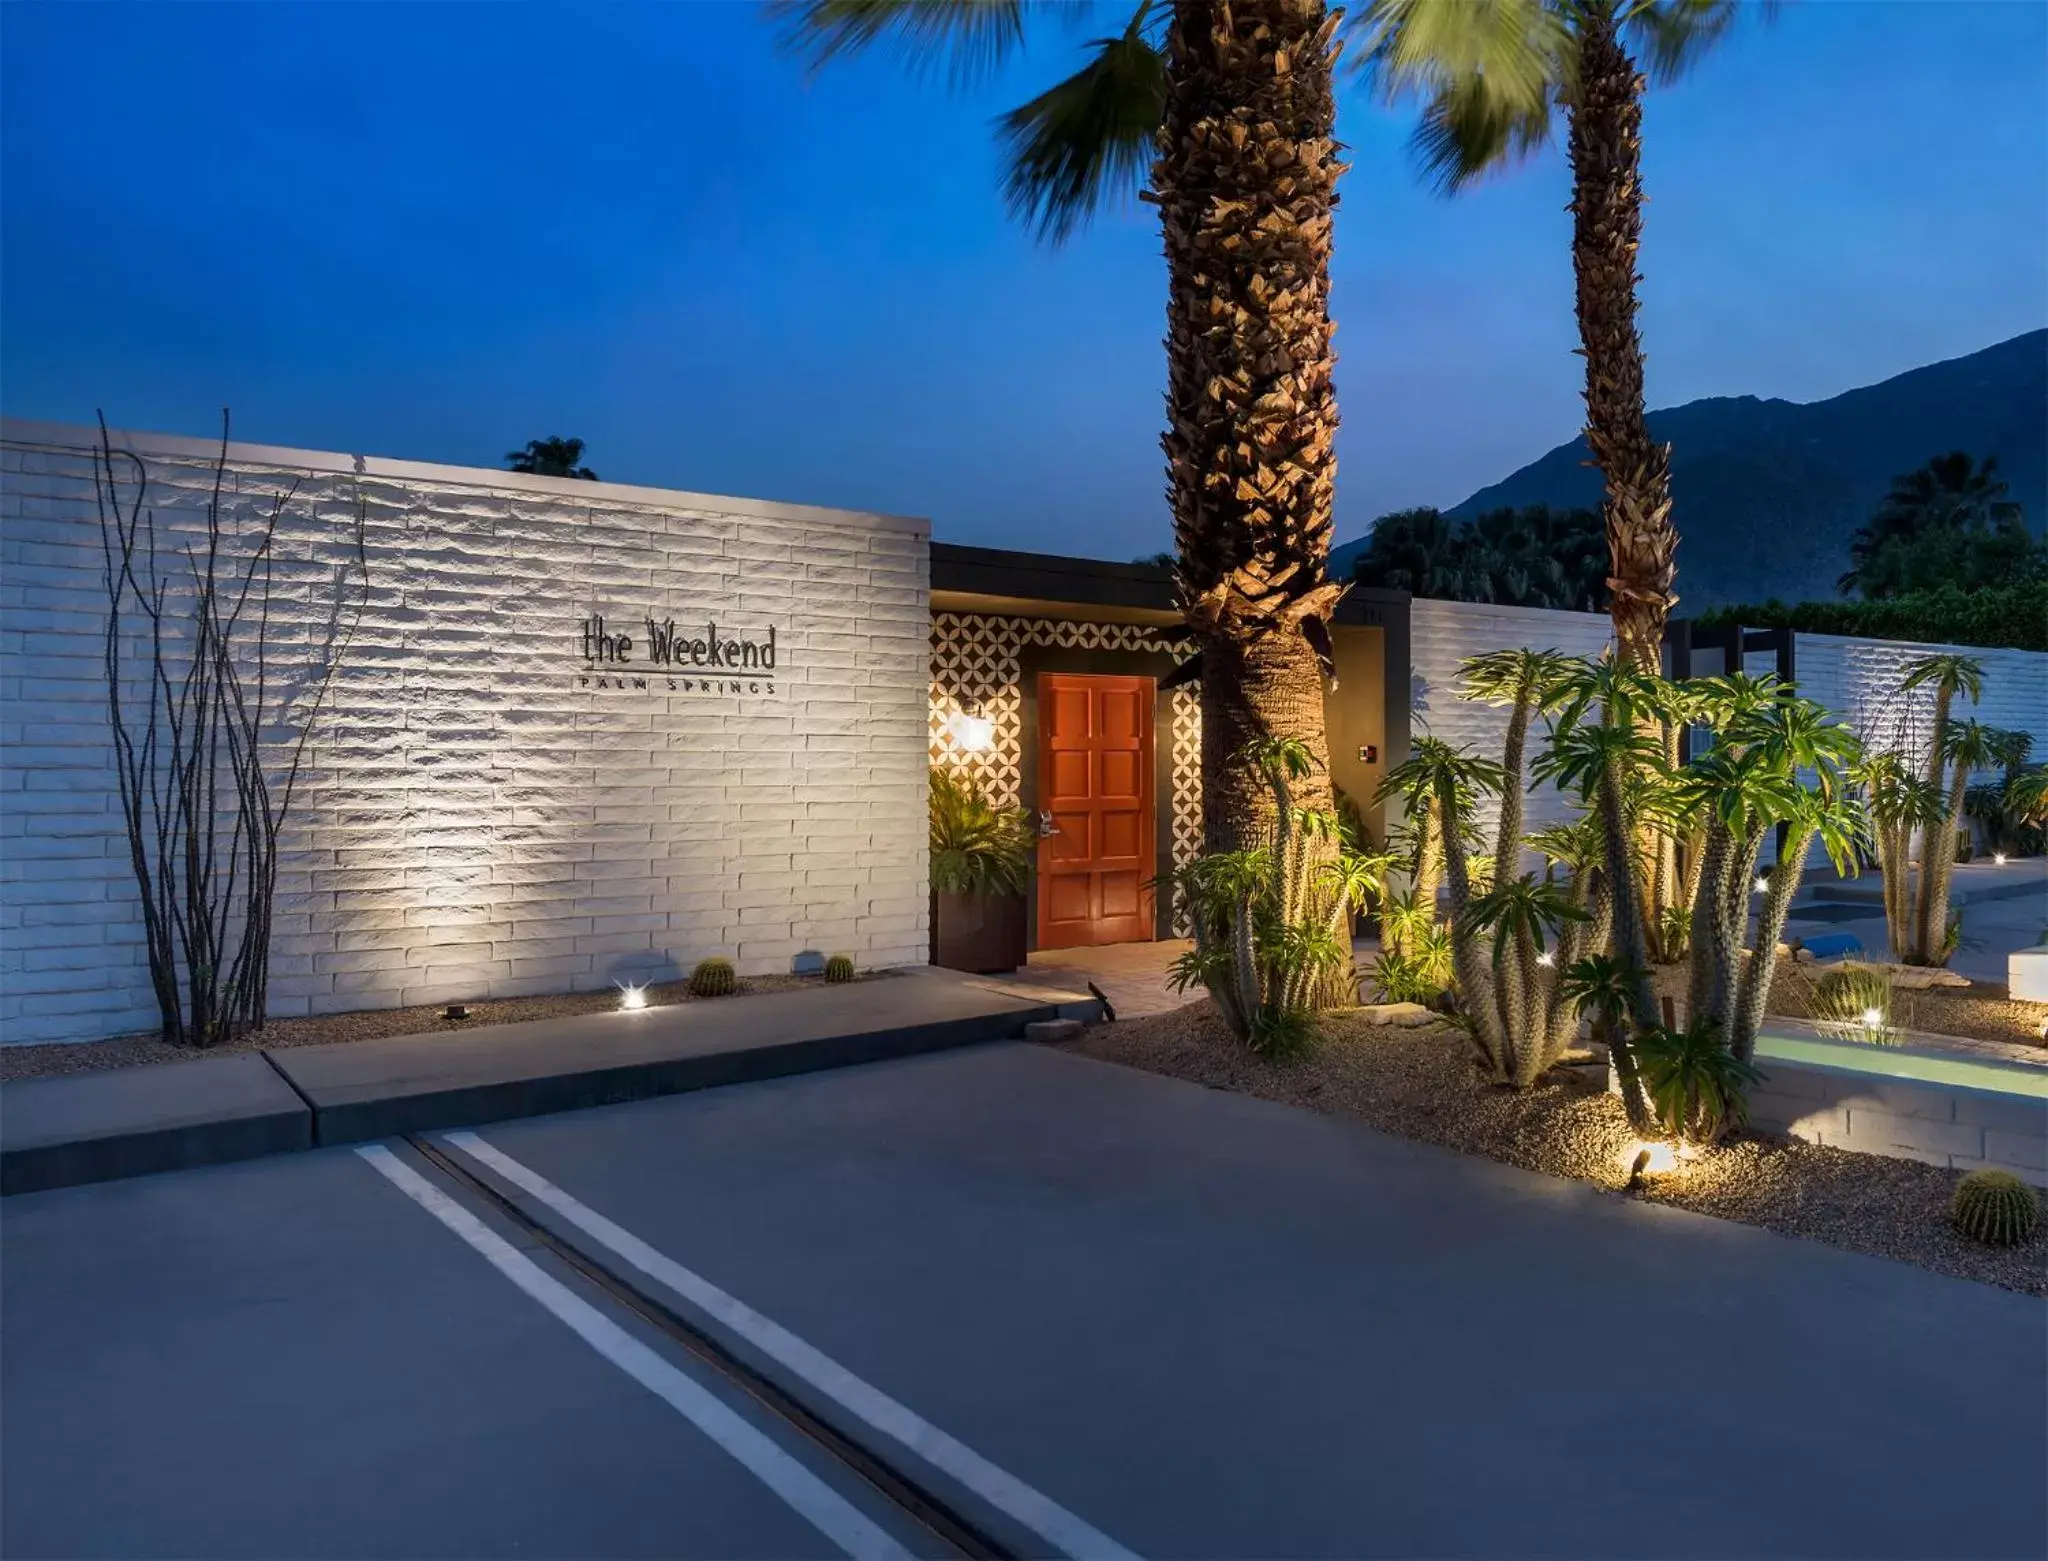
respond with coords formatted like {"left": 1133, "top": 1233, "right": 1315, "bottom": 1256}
{"left": 6, "top": 1042, "right": 2043, "bottom": 1559}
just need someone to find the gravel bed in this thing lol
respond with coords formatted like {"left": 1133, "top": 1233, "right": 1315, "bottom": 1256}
{"left": 0, "top": 971, "right": 895, "bottom": 1083}
{"left": 1747, "top": 958, "right": 2047, "bottom": 1049}
{"left": 1059, "top": 1000, "right": 2048, "bottom": 1297}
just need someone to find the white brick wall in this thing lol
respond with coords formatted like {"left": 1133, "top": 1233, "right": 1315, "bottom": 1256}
{"left": 1786, "top": 633, "right": 2047, "bottom": 869}
{"left": 1792, "top": 632, "right": 2047, "bottom": 767}
{"left": 1748, "top": 1061, "right": 2048, "bottom": 1187}
{"left": 1, "top": 420, "right": 931, "bottom": 1045}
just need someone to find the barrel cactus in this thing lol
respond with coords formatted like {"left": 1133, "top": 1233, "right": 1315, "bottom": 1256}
{"left": 823, "top": 954, "right": 856, "bottom": 984}
{"left": 687, "top": 957, "right": 737, "bottom": 998}
{"left": 1810, "top": 965, "right": 1896, "bottom": 1042}
{"left": 1950, "top": 1170, "right": 2040, "bottom": 1246}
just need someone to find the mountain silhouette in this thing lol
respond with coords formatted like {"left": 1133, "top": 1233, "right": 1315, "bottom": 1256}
{"left": 1338, "top": 330, "right": 2046, "bottom": 610}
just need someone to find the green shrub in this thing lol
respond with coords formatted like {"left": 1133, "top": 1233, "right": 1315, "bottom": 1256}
{"left": 688, "top": 957, "right": 737, "bottom": 998}
{"left": 1694, "top": 583, "right": 2048, "bottom": 653}
{"left": 823, "top": 953, "right": 856, "bottom": 984}
{"left": 1633, "top": 1017, "right": 1764, "bottom": 1146}
{"left": 1810, "top": 965, "right": 1896, "bottom": 1043}
{"left": 929, "top": 767, "right": 1033, "bottom": 897}
{"left": 1950, "top": 1170, "right": 2040, "bottom": 1246}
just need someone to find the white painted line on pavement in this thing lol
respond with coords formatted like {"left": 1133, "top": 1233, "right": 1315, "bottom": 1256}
{"left": 354, "top": 1144, "right": 913, "bottom": 1561}
{"left": 444, "top": 1130, "right": 1143, "bottom": 1561}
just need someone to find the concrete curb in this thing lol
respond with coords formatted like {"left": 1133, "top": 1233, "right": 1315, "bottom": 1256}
{"left": 289, "top": 1002, "right": 1075, "bottom": 1148}
{"left": 3, "top": 977, "right": 1097, "bottom": 1196}
{"left": 0, "top": 1055, "right": 314, "bottom": 1197}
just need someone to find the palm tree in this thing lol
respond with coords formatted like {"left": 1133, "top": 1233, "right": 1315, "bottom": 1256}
{"left": 1350, "top": 507, "right": 1468, "bottom": 597}
{"left": 1840, "top": 452, "right": 2026, "bottom": 598}
{"left": 507, "top": 437, "right": 599, "bottom": 480}
{"left": 1364, "top": 0, "right": 1760, "bottom": 673}
{"left": 776, "top": 2, "right": 1551, "bottom": 858}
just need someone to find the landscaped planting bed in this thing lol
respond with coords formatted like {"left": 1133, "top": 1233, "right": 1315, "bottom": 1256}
{"left": 1057, "top": 1000, "right": 2048, "bottom": 1297}
{"left": 1741, "top": 957, "right": 2047, "bottom": 1050}
{"left": 0, "top": 968, "right": 893, "bottom": 1083}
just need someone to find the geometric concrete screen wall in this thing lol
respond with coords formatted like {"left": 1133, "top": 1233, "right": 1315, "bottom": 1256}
{"left": 1, "top": 420, "right": 931, "bottom": 1045}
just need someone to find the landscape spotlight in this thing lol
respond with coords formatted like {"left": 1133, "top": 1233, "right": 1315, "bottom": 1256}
{"left": 1994, "top": 853, "right": 2009, "bottom": 866}
{"left": 616, "top": 981, "right": 648, "bottom": 1011}
{"left": 1860, "top": 1006, "right": 1884, "bottom": 1028}
{"left": 1752, "top": 876, "right": 1769, "bottom": 894}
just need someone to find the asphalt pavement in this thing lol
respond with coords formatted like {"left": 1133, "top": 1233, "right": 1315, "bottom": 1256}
{"left": 5, "top": 1041, "right": 2043, "bottom": 1559}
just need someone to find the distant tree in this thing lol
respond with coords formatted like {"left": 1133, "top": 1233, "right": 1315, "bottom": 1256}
{"left": 1132, "top": 551, "right": 1177, "bottom": 569}
{"left": 1350, "top": 507, "right": 1466, "bottom": 598}
{"left": 1350, "top": 504, "right": 1606, "bottom": 610}
{"left": 1840, "top": 452, "right": 2038, "bottom": 598}
{"left": 507, "top": 436, "right": 599, "bottom": 480}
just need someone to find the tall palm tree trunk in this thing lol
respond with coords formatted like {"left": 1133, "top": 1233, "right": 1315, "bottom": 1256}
{"left": 1156, "top": 0, "right": 1347, "bottom": 848}
{"left": 1568, "top": 9, "right": 1675, "bottom": 676}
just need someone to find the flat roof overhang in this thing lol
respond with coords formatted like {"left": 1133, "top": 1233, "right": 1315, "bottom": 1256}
{"left": 931, "top": 542, "right": 1407, "bottom": 628}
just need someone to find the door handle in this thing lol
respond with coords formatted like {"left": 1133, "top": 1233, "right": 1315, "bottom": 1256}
{"left": 1037, "top": 809, "right": 1060, "bottom": 838}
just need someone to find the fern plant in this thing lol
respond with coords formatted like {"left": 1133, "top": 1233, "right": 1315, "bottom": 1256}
{"left": 929, "top": 767, "right": 1033, "bottom": 897}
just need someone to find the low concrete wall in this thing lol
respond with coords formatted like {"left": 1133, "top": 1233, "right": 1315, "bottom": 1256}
{"left": 1748, "top": 1061, "right": 2048, "bottom": 1187}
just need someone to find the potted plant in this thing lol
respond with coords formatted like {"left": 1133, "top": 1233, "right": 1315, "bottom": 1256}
{"left": 929, "top": 767, "right": 1032, "bottom": 973}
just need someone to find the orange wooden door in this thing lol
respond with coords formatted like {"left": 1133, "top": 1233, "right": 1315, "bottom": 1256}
{"left": 1037, "top": 674, "right": 1155, "bottom": 949}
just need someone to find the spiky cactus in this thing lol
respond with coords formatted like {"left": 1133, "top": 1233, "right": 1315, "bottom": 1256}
{"left": 688, "top": 957, "right": 737, "bottom": 998}
{"left": 1888, "top": 653, "right": 1985, "bottom": 965}
{"left": 1163, "top": 738, "right": 1392, "bottom": 1055}
{"left": 823, "top": 954, "right": 856, "bottom": 984}
{"left": 1950, "top": 1170, "right": 2040, "bottom": 1246}
{"left": 1809, "top": 965, "right": 1895, "bottom": 1041}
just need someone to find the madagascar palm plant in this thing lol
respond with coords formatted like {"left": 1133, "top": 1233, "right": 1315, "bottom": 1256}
{"left": 1671, "top": 686, "right": 1866, "bottom": 1062}
{"left": 1457, "top": 647, "right": 1580, "bottom": 887}
{"left": 1362, "top": 0, "right": 1762, "bottom": 675}
{"left": 1162, "top": 737, "right": 1390, "bottom": 1051}
{"left": 1856, "top": 751, "right": 1946, "bottom": 959}
{"left": 1870, "top": 652, "right": 1987, "bottom": 964}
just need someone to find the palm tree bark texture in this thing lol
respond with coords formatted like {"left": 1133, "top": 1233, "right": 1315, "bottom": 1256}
{"left": 1154, "top": 0, "right": 1348, "bottom": 851}
{"left": 1568, "top": 7, "right": 1675, "bottom": 676}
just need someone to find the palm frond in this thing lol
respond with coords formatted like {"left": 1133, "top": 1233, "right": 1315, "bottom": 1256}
{"left": 1411, "top": 75, "right": 1556, "bottom": 190}
{"left": 1622, "top": 0, "right": 1754, "bottom": 87}
{"left": 995, "top": 9, "right": 1164, "bottom": 243}
{"left": 769, "top": 0, "right": 1029, "bottom": 85}
{"left": 1355, "top": 0, "right": 1568, "bottom": 189}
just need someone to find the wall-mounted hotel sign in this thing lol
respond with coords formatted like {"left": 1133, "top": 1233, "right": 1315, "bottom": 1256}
{"left": 577, "top": 613, "right": 782, "bottom": 695}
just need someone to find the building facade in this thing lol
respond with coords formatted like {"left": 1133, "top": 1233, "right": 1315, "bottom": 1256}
{"left": 5, "top": 420, "right": 2044, "bottom": 1045}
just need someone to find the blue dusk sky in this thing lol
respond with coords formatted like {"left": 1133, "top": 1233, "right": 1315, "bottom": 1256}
{"left": 3, "top": 1, "right": 2044, "bottom": 558}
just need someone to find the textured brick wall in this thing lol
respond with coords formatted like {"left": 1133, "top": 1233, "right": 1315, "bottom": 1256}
{"left": 1, "top": 420, "right": 930, "bottom": 1045}
{"left": 1792, "top": 633, "right": 2048, "bottom": 765}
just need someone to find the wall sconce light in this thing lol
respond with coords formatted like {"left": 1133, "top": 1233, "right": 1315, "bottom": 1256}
{"left": 946, "top": 697, "right": 994, "bottom": 753}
